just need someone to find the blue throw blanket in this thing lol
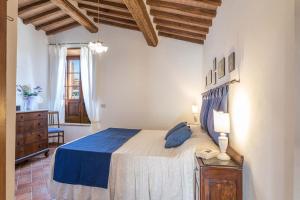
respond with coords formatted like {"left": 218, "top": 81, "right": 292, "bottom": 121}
{"left": 53, "top": 128, "right": 141, "bottom": 188}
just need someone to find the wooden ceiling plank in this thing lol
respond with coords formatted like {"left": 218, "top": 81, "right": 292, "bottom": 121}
{"left": 51, "top": 0, "right": 98, "bottom": 33}
{"left": 77, "top": 0, "right": 129, "bottom": 12}
{"left": 123, "top": 0, "right": 158, "bottom": 47}
{"left": 147, "top": 0, "right": 216, "bottom": 18}
{"left": 190, "top": 0, "right": 221, "bottom": 7}
{"left": 153, "top": 18, "right": 209, "bottom": 34}
{"left": 46, "top": 21, "right": 80, "bottom": 35}
{"left": 156, "top": 25, "right": 206, "bottom": 40}
{"left": 23, "top": 7, "right": 61, "bottom": 24}
{"left": 150, "top": 9, "right": 212, "bottom": 27}
{"left": 167, "top": 0, "right": 221, "bottom": 9}
{"left": 94, "top": 14, "right": 137, "bottom": 25}
{"left": 87, "top": 10, "right": 133, "bottom": 20}
{"left": 95, "top": 18, "right": 140, "bottom": 31}
{"left": 35, "top": 15, "right": 71, "bottom": 30}
{"left": 18, "top": 0, "right": 52, "bottom": 15}
{"left": 158, "top": 31, "right": 203, "bottom": 44}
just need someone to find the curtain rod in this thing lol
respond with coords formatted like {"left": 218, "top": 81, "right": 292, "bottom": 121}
{"left": 201, "top": 79, "right": 240, "bottom": 96}
{"left": 48, "top": 42, "right": 89, "bottom": 46}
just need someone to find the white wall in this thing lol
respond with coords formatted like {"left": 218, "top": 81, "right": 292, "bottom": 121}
{"left": 17, "top": 18, "right": 49, "bottom": 109}
{"left": 49, "top": 26, "right": 203, "bottom": 132}
{"left": 203, "top": 0, "right": 295, "bottom": 200}
{"left": 7, "top": 0, "right": 18, "bottom": 199}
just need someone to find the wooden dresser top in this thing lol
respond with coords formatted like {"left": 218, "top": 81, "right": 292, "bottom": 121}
{"left": 16, "top": 109, "right": 48, "bottom": 114}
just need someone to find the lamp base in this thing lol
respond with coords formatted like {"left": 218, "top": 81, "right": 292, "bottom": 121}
{"left": 217, "top": 153, "right": 230, "bottom": 161}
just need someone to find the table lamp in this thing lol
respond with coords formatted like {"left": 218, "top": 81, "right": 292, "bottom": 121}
{"left": 192, "top": 105, "right": 199, "bottom": 123}
{"left": 213, "top": 110, "right": 231, "bottom": 160}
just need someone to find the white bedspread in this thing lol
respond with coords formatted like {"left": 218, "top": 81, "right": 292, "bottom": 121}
{"left": 49, "top": 128, "right": 218, "bottom": 200}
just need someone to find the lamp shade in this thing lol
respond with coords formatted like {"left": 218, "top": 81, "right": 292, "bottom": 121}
{"left": 192, "top": 105, "right": 199, "bottom": 114}
{"left": 213, "top": 110, "right": 230, "bottom": 133}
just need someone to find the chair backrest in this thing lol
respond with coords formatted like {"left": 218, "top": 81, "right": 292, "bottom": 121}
{"left": 48, "top": 111, "right": 60, "bottom": 128}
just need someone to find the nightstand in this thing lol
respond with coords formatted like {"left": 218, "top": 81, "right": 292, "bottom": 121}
{"left": 194, "top": 155, "right": 243, "bottom": 200}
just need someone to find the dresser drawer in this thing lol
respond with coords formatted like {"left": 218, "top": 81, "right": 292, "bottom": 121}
{"left": 23, "top": 141, "right": 48, "bottom": 156}
{"left": 23, "top": 119, "right": 47, "bottom": 132}
{"left": 23, "top": 130, "right": 47, "bottom": 145}
{"left": 16, "top": 114, "right": 25, "bottom": 122}
{"left": 16, "top": 134, "right": 24, "bottom": 146}
{"left": 16, "top": 146, "right": 25, "bottom": 159}
{"left": 16, "top": 125, "right": 24, "bottom": 135}
{"left": 24, "top": 112, "right": 48, "bottom": 120}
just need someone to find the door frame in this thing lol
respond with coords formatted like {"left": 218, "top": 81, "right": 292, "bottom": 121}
{"left": 0, "top": 0, "right": 7, "bottom": 198}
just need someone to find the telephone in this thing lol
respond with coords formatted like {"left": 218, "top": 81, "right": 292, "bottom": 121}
{"left": 195, "top": 148, "right": 219, "bottom": 160}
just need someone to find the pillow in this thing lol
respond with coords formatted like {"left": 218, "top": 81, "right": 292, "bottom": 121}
{"left": 165, "top": 126, "right": 192, "bottom": 148}
{"left": 165, "top": 122, "right": 187, "bottom": 140}
{"left": 190, "top": 125, "right": 206, "bottom": 138}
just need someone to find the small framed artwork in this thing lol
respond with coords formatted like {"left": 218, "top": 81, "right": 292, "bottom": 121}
{"left": 212, "top": 71, "right": 217, "bottom": 84}
{"left": 218, "top": 58, "right": 226, "bottom": 79}
{"left": 213, "top": 57, "right": 217, "bottom": 70}
{"left": 228, "top": 52, "right": 235, "bottom": 72}
{"left": 207, "top": 70, "right": 212, "bottom": 85}
{"left": 205, "top": 76, "right": 208, "bottom": 86}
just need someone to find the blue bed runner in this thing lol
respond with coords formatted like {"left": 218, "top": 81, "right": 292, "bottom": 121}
{"left": 53, "top": 128, "right": 141, "bottom": 188}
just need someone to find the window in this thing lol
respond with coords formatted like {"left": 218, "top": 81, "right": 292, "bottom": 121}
{"left": 65, "top": 49, "right": 90, "bottom": 124}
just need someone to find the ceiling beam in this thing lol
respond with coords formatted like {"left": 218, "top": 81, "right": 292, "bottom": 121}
{"left": 150, "top": 9, "right": 212, "bottom": 27}
{"left": 46, "top": 21, "right": 80, "bottom": 35}
{"left": 158, "top": 31, "right": 204, "bottom": 44}
{"left": 51, "top": 0, "right": 98, "bottom": 33}
{"left": 190, "top": 0, "right": 221, "bottom": 7}
{"left": 164, "top": 0, "right": 220, "bottom": 10}
{"left": 153, "top": 18, "right": 208, "bottom": 34}
{"left": 35, "top": 15, "right": 71, "bottom": 30}
{"left": 147, "top": 0, "right": 216, "bottom": 18}
{"left": 123, "top": 0, "right": 158, "bottom": 47}
{"left": 94, "top": 15, "right": 137, "bottom": 26}
{"left": 156, "top": 25, "right": 205, "bottom": 40}
{"left": 77, "top": 0, "right": 129, "bottom": 12}
{"left": 23, "top": 8, "right": 61, "bottom": 24}
{"left": 87, "top": 10, "right": 133, "bottom": 20}
{"left": 18, "top": 0, "right": 52, "bottom": 15}
{"left": 94, "top": 18, "right": 140, "bottom": 31}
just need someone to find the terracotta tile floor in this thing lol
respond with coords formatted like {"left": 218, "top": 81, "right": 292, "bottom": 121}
{"left": 15, "top": 148, "right": 55, "bottom": 200}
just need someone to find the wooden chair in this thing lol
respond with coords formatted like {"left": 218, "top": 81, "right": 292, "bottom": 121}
{"left": 48, "top": 111, "right": 64, "bottom": 145}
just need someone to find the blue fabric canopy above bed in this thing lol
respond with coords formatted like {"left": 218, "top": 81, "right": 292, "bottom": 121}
{"left": 200, "top": 85, "right": 228, "bottom": 144}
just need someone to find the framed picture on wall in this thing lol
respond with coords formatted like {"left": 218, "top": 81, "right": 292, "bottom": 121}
{"left": 213, "top": 57, "right": 217, "bottom": 70}
{"left": 212, "top": 71, "right": 217, "bottom": 84}
{"left": 205, "top": 76, "right": 208, "bottom": 86}
{"left": 228, "top": 52, "right": 236, "bottom": 72}
{"left": 218, "top": 57, "right": 226, "bottom": 79}
{"left": 207, "top": 70, "right": 212, "bottom": 85}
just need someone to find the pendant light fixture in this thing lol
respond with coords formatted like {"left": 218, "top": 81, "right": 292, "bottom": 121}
{"left": 88, "top": 0, "right": 108, "bottom": 54}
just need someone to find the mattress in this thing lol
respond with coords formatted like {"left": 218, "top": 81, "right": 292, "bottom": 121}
{"left": 49, "top": 127, "right": 219, "bottom": 200}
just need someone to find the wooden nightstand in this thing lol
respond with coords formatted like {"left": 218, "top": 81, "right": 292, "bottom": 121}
{"left": 194, "top": 148, "right": 243, "bottom": 200}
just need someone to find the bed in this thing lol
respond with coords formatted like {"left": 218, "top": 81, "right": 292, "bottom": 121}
{"left": 49, "top": 127, "right": 219, "bottom": 200}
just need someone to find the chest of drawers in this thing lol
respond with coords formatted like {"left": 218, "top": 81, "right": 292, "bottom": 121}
{"left": 16, "top": 110, "right": 49, "bottom": 164}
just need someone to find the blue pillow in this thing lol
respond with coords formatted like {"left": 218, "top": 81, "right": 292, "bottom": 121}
{"left": 165, "top": 126, "right": 192, "bottom": 148}
{"left": 165, "top": 122, "right": 187, "bottom": 140}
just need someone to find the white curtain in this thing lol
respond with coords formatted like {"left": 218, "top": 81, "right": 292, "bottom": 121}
{"left": 48, "top": 45, "right": 67, "bottom": 123}
{"left": 80, "top": 46, "right": 101, "bottom": 132}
